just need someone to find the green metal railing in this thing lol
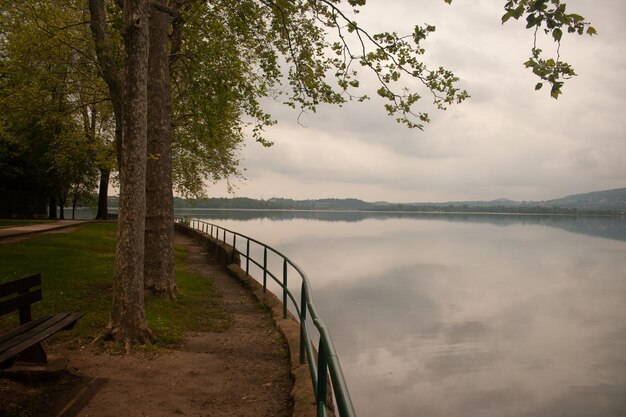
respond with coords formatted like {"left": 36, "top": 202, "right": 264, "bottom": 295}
{"left": 176, "top": 217, "right": 357, "bottom": 417}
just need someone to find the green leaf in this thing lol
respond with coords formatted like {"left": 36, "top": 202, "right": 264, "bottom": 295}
{"left": 553, "top": 28, "right": 563, "bottom": 42}
{"left": 569, "top": 13, "right": 585, "bottom": 22}
{"left": 535, "top": 82, "right": 543, "bottom": 91}
{"left": 502, "top": 11, "right": 513, "bottom": 24}
{"left": 551, "top": 82, "right": 563, "bottom": 99}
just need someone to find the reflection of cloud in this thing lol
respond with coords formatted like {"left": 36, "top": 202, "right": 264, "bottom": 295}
{"left": 517, "top": 384, "right": 626, "bottom": 417}
{"left": 248, "top": 216, "right": 626, "bottom": 417}
{"left": 453, "top": 385, "right": 532, "bottom": 416}
{"left": 423, "top": 349, "right": 499, "bottom": 377}
{"left": 196, "top": 211, "right": 626, "bottom": 243}
{"left": 444, "top": 320, "right": 492, "bottom": 345}
{"left": 314, "top": 263, "right": 450, "bottom": 355}
{"left": 206, "top": 214, "right": 626, "bottom": 416}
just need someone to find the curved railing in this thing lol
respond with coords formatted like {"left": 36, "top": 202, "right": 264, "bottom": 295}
{"left": 175, "top": 217, "right": 356, "bottom": 417}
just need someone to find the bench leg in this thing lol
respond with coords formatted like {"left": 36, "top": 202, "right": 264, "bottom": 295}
{"left": 16, "top": 343, "right": 48, "bottom": 365}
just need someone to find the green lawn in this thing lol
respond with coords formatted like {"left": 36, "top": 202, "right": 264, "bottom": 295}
{"left": 0, "top": 223, "right": 230, "bottom": 347}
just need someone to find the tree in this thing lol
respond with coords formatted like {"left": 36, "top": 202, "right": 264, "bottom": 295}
{"left": 0, "top": 1, "right": 116, "bottom": 220}
{"left": 88, "top": 1, "right": 268, "bottom": 300}
{"left": 498, "top": 0, "right": 597, "bottom": 99}
{"left": 107, "top": 0, "right": 152, "bottom": 346}
{"left": 144, "top": 0, "right": 176, "bottom": 298}
{"left": 83, "top": 102, "right": 117, "bottom": 220}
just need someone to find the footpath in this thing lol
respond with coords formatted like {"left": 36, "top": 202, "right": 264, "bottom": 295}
{"left": 0, "top": 220, "right": 88, "bottom": 240}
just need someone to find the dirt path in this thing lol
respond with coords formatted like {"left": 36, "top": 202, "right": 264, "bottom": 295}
{"left": 0, "top": 232, "right": 293, "bottom": 417}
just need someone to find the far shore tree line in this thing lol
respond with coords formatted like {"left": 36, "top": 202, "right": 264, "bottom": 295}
{"left": 0, "top": 0, "right": 595, "bottom": 347}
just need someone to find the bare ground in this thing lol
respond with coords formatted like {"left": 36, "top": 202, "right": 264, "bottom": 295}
{"left": 0, "top": 233, "right": 293, "bottom": 417}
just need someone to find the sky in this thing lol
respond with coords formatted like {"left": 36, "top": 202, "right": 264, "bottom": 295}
{"left": 207, "top": 0, "right": 626, "bottom": 203}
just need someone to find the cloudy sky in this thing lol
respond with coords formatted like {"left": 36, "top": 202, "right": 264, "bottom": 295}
{"left": 208, "top": 0, "right": 626, "bottom": 203}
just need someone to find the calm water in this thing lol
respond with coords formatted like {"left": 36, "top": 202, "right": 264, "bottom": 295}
{"left": 184, "top": 210, "right": 626, "bottom": 417}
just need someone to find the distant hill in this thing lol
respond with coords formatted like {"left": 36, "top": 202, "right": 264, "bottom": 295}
{"left": 400, "top": 188, "right": 626, "bottom": 213}
{"left": 540, "top": 188, "right": 626, "bottom": 211}
{"left": 110, "top": 187, "right": 626, "bottom": 214}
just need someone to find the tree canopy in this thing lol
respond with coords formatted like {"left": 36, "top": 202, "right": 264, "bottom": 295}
{"left": 0, "top": 1, "right": 111, "bottom": 217}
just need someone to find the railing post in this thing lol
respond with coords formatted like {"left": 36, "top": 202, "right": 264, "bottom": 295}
{"left": 299, "top": 282, "right": 307, "bottom": 365}
{"left": 210, "top": 224, "right": 214, "bottom": 237}
{"left": 316, "top": 340, "right": 328, "bottom": 412}
{"left": 263, "top": 247, "right": 268, "bottom": 293}
{"left": 282, "top": 259, "right": 288, "bottom": 319}
{"left": 214, "top": 227, "right": 220, "bottom": 256}
{"left": 223, "top": 229, "right": 226, "bottom": 243}
{"left": 231, "top": 234, "right": 237, "bottom": 263}
{"left": 245, "top": 239, "right": 250, "bottom": 275}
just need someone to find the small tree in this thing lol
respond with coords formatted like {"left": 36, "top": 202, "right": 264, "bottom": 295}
{"left": 46, "top": 127, "right": 99, "bottom": 220}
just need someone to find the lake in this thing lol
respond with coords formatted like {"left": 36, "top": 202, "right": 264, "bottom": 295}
{"left": 190, "top": 211, "right": 626, "bottom": 416}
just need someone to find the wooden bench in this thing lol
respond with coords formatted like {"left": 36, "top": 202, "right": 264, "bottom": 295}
{"left": 0, "top": 273, "right": 84, "bottom": 369}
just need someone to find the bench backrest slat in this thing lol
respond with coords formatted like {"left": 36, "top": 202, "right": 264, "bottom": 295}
{"left": 0, "top": 290, "right": 42, "bottom": 320}
{"left": 0, "top": 274, "right": 41, "bottom": 298}
{"left": 0, "top": 274, "right": 42, "bottom": 324}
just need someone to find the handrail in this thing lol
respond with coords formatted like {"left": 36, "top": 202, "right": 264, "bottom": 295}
{"left": 175, "top": 217, "right": 357, "bottom": 417}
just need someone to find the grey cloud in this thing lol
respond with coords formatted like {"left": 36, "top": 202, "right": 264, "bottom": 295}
{"left": 211, "top": 0, "right": 626, "bottom": 202}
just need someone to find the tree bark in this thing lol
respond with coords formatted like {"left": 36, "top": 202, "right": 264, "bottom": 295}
{"left": 48, "top": 196, "right": 57, "bottom": 219}
{"left": 144, "top": 0, "right": 177, "bottom": 298}
{"left": 108, "top": 0, "right": 152, "bottom": 346}
{"left": 72, "top": 188, "right": 78, "bottom": 220}
{"left": 95, "top": 168, "right": 110, "bottom": 220}
{"left": 58, "top": 196, "right": 66, "bottom": 220}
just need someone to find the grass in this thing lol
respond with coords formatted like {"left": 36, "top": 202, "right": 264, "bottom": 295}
{"left": 0, "top": 223, "right": 230, "bottom": 347}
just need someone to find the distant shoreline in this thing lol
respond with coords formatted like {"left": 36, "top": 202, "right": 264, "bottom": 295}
{"left": 104, "top": 187, "right": 626, "bottom": 216}
{"left": 108, "top": 207, "right": 624, "bottom": 217}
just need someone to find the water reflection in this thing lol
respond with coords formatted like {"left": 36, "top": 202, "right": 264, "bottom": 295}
{"left": 188, "top": 213, "right": 626, "bottom": 417}
{"left": 179, "top": 208, "right": 626, "bottom": 242}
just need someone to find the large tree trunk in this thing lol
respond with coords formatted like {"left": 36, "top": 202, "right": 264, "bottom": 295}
{"left": 108, "top": 0, "right": 152, "bottom": 347}
{"left": 144, "top": 0, "right": 177, "bottom": 299}
{"left": 95, "top": 168, "right": 110, "bottom": 220}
